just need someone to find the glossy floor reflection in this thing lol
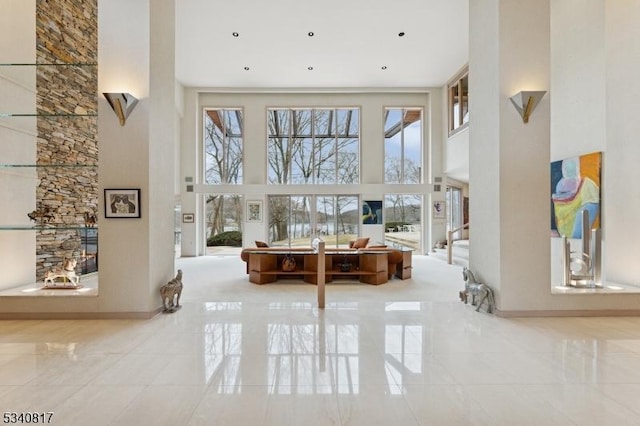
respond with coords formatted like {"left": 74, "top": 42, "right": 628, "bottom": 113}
{"left": 1, "top": 255, "right": 640, "bottom": 425}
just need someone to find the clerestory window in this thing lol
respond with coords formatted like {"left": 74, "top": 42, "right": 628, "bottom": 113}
{"left": 384, "top": 108, "right": 423, "bottom": 184}
{"left": 448, "top": 67, "right": 469, "bottom": 136}
{"left": 204, "top": 108, "right": 243, "bottom": 184}
{"left": 267, "top": 108, "right": 359, "bottom": 184}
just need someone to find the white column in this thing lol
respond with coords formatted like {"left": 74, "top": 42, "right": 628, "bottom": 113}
{"left": 469, "top": 0, "right": 551, "bottom": 312}
{"left": 98, "top": 0, "right": 176, "bottom": 314}
{"left": 148, "top": 0, "right": 177, "bottom": 310}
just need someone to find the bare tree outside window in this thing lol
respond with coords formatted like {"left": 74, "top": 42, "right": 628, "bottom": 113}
{"left": 384, "top": 108, "right": 423, "bottom": 184}
{"left": 267, "top": 108, "right": 359, "bottom": 185}
{"left": 267, "top": 108, "right": 360, "bottom": 246}
{"left": 268, "top": 195, "right": 359, "bottom": 248}
{"left": 203, "top": 109, "right": 243, "bottom": 241}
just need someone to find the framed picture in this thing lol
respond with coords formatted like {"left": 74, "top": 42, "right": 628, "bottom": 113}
{"left": 432, "top": 201, "right": 445, "bottom": 219}
{"left": 182, "top": 213, "right": 195, "bottom": 223}
{"left": 104, "top": 189, "right": 141, "bottom": 218}
{"left": 246, "top": 200, "right": 263, "bottom": 222}
{"left": 362, "top": 200, "right": 383, "bottom": 225}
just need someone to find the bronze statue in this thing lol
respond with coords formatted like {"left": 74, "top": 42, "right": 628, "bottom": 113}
{"left": 160, "top": 270, "right": 183, "bottom": 313}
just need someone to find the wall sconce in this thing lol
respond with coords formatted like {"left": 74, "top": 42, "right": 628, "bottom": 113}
{"left": 509, "top": 91, "right": 546, "bottom": 123}
{"left": 103, "top": 93, "right": 138, "bottom": 126}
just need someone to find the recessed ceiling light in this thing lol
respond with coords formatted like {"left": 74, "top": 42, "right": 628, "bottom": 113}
{"left": 381, "top": 66, "right": 388, "bottom": 70}
{"left": 308, "top": 31, "right": 314, "bottom": 37}
{"left": 308, "top": 66, "right": 314, "bottom": 70}
{"left": 232, "top": 32, "right": 239, "bottom": 37}
{"left": 244, "top": 66, "right": 250, "bottom": 71}
{"left": 398, "top": 32, "right": 405, "bottom": 37}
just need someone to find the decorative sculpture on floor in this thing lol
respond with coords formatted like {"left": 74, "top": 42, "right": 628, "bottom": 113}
{"left": 461, "top": 267, "right": 495, "bottom": 313}
{"left": 462, "top": 267, "right": 478, "bottom": 303}
{"left": 160, "top": 269, "right": 183, "bottom": 313}
{"left": 43, "top": 258, "right": 80, "bottom": 288}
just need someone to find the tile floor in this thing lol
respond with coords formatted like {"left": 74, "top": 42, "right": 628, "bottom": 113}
{"left": 1, "top": 255, "right": 640, "bottom": 425}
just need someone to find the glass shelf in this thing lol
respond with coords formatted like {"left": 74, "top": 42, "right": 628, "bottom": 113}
{"left": 0, "top": 113, "right": 97, "bottom": 117}
{"left": 0, "top": 63, "right": 98, "bottom": 117}
{"left": 0, "top": 164, "right": 98, "bottom": 168}
{"left": 0, "top": 225, "right": 98, "bottom": 231}
{"left": 0, "top": 63, "right": 97, "bottom": 67}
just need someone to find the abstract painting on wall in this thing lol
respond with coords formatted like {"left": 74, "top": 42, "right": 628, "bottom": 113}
{"left": 550, "top": 151, "right": 601, "bottom": 238}
{"left": 362, "top": 200, "right": 382, "bottom": 225}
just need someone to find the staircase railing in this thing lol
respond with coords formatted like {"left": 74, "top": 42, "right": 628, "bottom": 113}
{"left": 447, "top": 222, "right": 469, "bottom": 264}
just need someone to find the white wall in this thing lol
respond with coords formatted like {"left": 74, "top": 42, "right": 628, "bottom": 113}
{"left": 0, "top": 0, "right": 178, "bottom": 316}
{"left": 97, "top": 0, "right": 177, "bottom": 313}
{"left": 98, "top": 0, "right": 152, "bottom": 312}
{"left": 603, "top": 0, "right": 640, "bottom": 286}
{"left": 466, "top": 0, "right": 640, "bottom": 314}
{"left": 0, "top": 0, "right": 35, "bottom": 63}
{"left": 469, "top": 0, "right": 503, "bottom": 300}
{"left": 550, "top": 0, "right": 606, "bottom": 160}
{"left": 445, "top": 128, "right": 470, "bottom": 183}
{"left": 428, "top": 88, "right": 447, "bottom": 248}
{"left": 470, "top": 0, "right": 552, "bottom": 311}
{"left": 147, "top": 0, "right": 178, "bottom": 310}
{"left": 0, "top": 1, "right": 37, "bottom": 289}
{"left": 550, "top": 0, "right": 640, "bottom": 289}
{"left": 549, "top": 0, "right": 606, "bottom": 285}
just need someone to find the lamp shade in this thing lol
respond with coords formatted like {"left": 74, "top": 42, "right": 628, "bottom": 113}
{"left": 509, "top": 91, "right": 546, "bottom": 123}
{"left": 103, "top": 93, "right": 138, "bottom": 126}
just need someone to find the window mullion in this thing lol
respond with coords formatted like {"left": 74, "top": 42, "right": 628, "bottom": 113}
{"left": 401, "top": 109, "right": 405, "bottom": 184}
{"left": 312, "top": 109, "right": 317, "bottom": 184}
{"left": 334, "top": 109, "right": 339, "bottom": 184}
{"left": 288, "top": 110, "right": 293, "bottom": 184}
{"left": 458, "top": 81, "right": 463, "bottom": 127}
{"left": 222, "top": 113, "right": 227, "bottom": 182}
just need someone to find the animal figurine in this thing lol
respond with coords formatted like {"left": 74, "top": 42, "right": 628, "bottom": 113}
{"left": 84, "top": 211, "right": 97, "bottom": 227}
{"left": 462, "top": 267, "right": 495, "bottom": 313}
{"left": 472, "top": 282, "right": 495, "bottom": 313}
{"left": 460, "top": 266, "right": 479, "bottom": 306}
{"left": 28, "top": 206, "right": 55, "bottom": 225}
{"left": 44, "top": 258, "right": 79, "bottom": 287}
{"left": 160, "top": 269, "right": 183, "bottom": 313}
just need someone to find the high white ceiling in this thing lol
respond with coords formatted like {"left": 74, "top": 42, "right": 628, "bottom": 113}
{"left": 175, "top": 0, "right": 468, "bottom": 89}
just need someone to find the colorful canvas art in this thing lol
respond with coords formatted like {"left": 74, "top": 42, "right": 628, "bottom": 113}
{"left": 550, "top": 152, "right": 601, "bottom": 238}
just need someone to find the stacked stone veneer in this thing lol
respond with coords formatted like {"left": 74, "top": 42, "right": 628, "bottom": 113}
{"left": 35, "top": 0, "right": 98, "bottom": 279}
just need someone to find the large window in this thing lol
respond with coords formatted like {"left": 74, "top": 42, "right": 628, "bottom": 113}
{"left": 384, "top": 108, "right": 422, "bottom": 184}
{"left": 267, "top": 108, "right": 359, "bottom": 184}
{"left": 205, "top": 194, "right": 242, "bottom": 244}
{"left": 268, "top": 195, "right": 359, "bottom": 247}
{"left": 448, "top": 67, "right": 469, "bottom": 136}
{"left": 204, "top": 109, "right": 243, "bottom": 184}
{"left": 383, "top": 194, "right": 422, "bottom": 251}
{"left": 446, "top": 186, "right": 463, "bottom": 240}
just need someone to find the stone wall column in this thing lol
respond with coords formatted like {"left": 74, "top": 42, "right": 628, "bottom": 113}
{"left": 36, "top": 0, "right": 98, "bottom": 279}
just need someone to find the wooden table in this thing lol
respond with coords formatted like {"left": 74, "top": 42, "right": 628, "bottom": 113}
{"left": 247, "top": 249, "right": 390, "bottom": 285}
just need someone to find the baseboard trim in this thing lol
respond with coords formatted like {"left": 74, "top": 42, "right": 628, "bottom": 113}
{"left": 495, "top": 309, "right": 640, "bottom": 318}
{"left": 0, "top": 308, "right": 163, "bottom": 320}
